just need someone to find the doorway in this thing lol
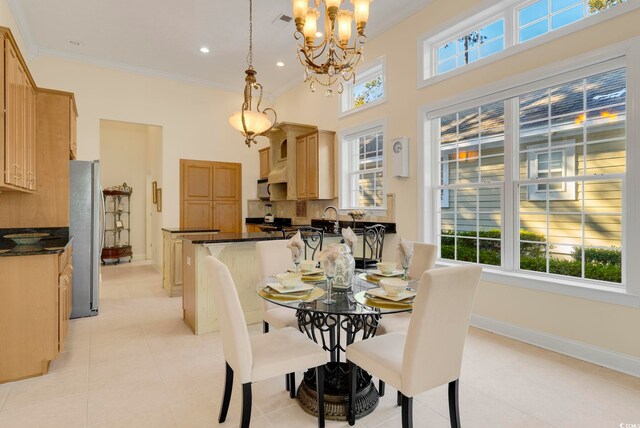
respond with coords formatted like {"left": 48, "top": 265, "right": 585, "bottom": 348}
{"left": 99, "top": 120, "right": 163, "bottom": 267}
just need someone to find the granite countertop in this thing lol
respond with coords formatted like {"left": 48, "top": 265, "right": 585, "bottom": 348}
{"left": 181, "top": 231, "right": 287, "bottom": 244}
{"left": 162, "top": 228, "right": 221, "bottom": 234}
{"left": 0, "top": 227, "right": 73, "bottom": 257}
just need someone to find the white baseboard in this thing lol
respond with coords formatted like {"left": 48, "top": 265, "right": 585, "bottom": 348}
{"left": 470, "top": 314, "right": 640, "bottom": 378}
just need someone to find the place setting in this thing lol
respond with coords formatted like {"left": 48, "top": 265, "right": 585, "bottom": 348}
{"left": 258, "top": 272, "right": 326, "bottom": 303}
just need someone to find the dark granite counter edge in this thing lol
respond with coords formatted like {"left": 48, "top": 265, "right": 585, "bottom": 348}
{"left": 162, "top": 228, "right": 221, "bottom": 234}
{"left": 181, "top": 232, "right": 287, "bottom": 244}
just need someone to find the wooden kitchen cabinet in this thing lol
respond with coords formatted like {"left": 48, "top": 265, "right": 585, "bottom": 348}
{"left": 296, "top": 130, "right": 335, "bottom": 200}
{"left": 1, "top": 29, "right": 37, "bottom": 193}
{"left": 259, "top": 147, "right": 270, "bottom": 179}
{"left": 0, "top": 244, "right": 72, "bottom": 383}
{"left": 180, "top": 159, "right": 242, "bottom": 232}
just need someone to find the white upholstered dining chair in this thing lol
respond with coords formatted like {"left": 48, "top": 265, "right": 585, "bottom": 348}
{"left": 346, "top": 265, "right": 482, "bottom": 428}
{"left": 205, "top": 256, "right": 327, "bottom": 428}
{"left": 376, "top": 242, "right": 437, "bottom": 336}
{"left": 256, "top": 240, "right": 300, "bottom": 333}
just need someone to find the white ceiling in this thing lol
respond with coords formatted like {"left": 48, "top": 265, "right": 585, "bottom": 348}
{"left": 9, "top": 0, "right": 432, "bottom": 95}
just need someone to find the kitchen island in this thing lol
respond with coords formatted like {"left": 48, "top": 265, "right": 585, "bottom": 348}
{"left": 180, "top": 227, "right": 398, "bottom": 335}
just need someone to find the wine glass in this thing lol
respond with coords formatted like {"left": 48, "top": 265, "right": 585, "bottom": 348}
{"left": 323, "top": 259, "right": 337, "bottom": 304}
{"left": 401, "top": 257, "right": 411, "bottom": 281}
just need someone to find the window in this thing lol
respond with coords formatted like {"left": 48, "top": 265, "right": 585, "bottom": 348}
{"left": 339, "top": 122, "right": 386, "bottom": 210}
{"left": 434, "top": 66, "right": 626, "bottom": 286}
{"left": 518, "top": 0, "right": 627, "bottom": 42}
{"left": 420, "top": 0, "right": 631, "bottom": 83}
{"left": 436, "top": 18, "right": 505, "bottom": 75}
{"left": 340, "top": 58, "right": 386, "bottom": 115}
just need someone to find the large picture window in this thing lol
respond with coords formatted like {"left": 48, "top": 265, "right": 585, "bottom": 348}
{"left": 435, "top": 66, "right": 626, "bottom": 286}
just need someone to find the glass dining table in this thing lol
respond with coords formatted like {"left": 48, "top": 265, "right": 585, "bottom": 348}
{"left": 256, "top": 270, "right": 416, "bottom": 421}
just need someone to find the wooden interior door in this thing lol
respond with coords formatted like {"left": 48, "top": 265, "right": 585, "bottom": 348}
{"left": 180, "top": 160, "right": 213, "bottom": 229}
{"left": 180, "top": 159, "right": 242, "bottom": 232}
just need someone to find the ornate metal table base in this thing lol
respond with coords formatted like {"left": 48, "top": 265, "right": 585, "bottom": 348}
{"left": 297, "top": 362, "right": 378, "bottom": 420}
{"left": 295, "top": 306, "right": 381, "bottom": 420}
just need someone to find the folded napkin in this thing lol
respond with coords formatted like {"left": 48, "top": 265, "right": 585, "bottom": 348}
{"left": 398, "top": 238, "right": 414, "bottom": 268}
{"left": 342, "top": 227, "right": 358, "bottom": 253}
{"left": 287, "top": 231, "right": 305, "bottom": 263}
{"left": 318, "top": 244, "right": 341, "bottom": 274}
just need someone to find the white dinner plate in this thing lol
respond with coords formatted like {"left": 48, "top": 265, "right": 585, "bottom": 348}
{"left": 366, "top": 269, "right": 404, "bottom": 277}
{"left": 265, "top": 282, "right": 315, "bottom": 294}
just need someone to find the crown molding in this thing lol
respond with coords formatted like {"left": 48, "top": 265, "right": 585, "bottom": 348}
{"left": 6, "top": 0, "right": 38, "bottom": 58}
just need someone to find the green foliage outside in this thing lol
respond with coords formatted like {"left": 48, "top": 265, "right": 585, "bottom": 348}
{"left": 588, "top": 0, "right": 626, "bottom": 13}
{"left": 354, "top": 76, "right": 383, "bottom": 107}
{"left": 440, "top": 229, "right": 622, "bottom": 283}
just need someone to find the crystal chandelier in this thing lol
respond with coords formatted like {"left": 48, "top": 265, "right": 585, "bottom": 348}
{"left": 229, "top": 0, "right": 277, "bottom": 147}
{"left": 291, "top": 0, "right": 371, "bottom": 96}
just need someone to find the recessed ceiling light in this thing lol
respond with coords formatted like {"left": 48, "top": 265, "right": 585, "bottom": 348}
{"left": 276, "top": 61, "right": 285, "bottom": 67}
{"left": 199, "top": 47, "right": 210, "bottom": 53}
{"left": 69, "top": 40, "right": 81, "bottom": 46}
{"left": 315, "top": 31, "right": 323, "bottom": 38}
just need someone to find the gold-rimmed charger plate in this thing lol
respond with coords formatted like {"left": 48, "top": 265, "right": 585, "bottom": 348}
{"left": 353, "top": 290, "right": 413, "bottom": 310}
{"left": 258, "top": 287, "right": 325, "bottom": 302}
{"left": 358, "top": 272, "right": 413, "bottom": 284}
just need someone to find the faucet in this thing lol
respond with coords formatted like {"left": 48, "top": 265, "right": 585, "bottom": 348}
{"left": 322, "top": 206, "right": 340, "bottom": 234}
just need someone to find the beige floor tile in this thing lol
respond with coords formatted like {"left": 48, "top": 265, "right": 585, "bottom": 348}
{"left": 369, "top": 402, "right": 449, "bottom": 428}
{"left": 48, "top": 345, "right": 90, "bottom": 374}
{"left": 89, "top": 354, "right": 161, "bottom": 391}
{"left": 0, "top": 392, "right": 87, "bottom": 428}
{"left": 88, "top": 338, "right": 153, "bottom": 365}
{"left": 2, "top": 368, "right": 88, "bottom": 411}
{"left": 0, "top": 384, "right": 10, "bottom": 412}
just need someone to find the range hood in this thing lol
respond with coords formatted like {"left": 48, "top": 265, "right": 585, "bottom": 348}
{"left": 268, "top": 159, "right": 287, "bottom": 184}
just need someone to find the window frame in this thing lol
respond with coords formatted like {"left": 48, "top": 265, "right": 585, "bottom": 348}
{"left": 339, "top": 56, "right": 387, "bottom": 117}
{"left": 338, "top": 119, "right": 388, "bottom": 213}
{"left": 526, "top": 144, "right": 577, "bottom": 201}
{"left": 417, "top": 0, "right": 638, "bottom": 89}
{"left": 418, "top": 43, "right": 640, "bottom": 306}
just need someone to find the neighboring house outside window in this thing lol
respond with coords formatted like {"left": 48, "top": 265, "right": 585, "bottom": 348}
{"left": 340, "top": 58, "right": 386, "bottom": 115}
{"left": 339, "top": 122, "right": 386, "bottom": 210}
{"left": 434, "top": 66, "right": 626, "bottom": 286}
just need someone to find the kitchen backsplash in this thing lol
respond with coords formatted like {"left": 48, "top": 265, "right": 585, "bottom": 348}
{"left": 247, "top": 194, "right": 395, "bottom": 225}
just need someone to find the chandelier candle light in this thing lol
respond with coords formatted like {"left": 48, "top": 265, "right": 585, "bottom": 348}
{"left": 229, "top": 0, "right": 277, "bottom": 147}
{"left": 292, "top": 0, "right": 371, "bottom": 96}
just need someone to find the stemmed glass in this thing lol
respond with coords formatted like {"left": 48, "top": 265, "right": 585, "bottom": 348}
{"left": 401, "top": 258, "right": 411, "bottom": 281}
{"left": 323, "top": 259, "right": 337, "bottom": 304}
{"left": 293, "top": 256, "right": 301, "bottom": 273}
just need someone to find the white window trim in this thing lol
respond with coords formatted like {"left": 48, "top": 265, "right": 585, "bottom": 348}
{"left": 417, "top": 0, "right": 640, "bottom": 89}
{"left": 417, "top": 39, "right": 640, "bottom": 307}
{"left": 338, "top": 119, "right": 388, "bottom": 213}
{"left": 339, "top": 56, "right": 387, "bottom": 118}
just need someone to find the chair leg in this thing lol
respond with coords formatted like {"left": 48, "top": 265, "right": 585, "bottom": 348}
{"left": 378, "top": 380, "right": 385, "bottom": 397}
{"left": 316, "top": 365, "right": 325, "bottom": 428}
{"left": 397, "top": 390, "right": 402, "bottom": 406}
{"left": 289, "top": 373, "right": 296, "bottom": 399}
{"left": 262, "top": 321, "right": 269, "bottom": 333}
{"left": 348, "top": 360, "right": 356, "bottom": 426}
{"left": 219, "top": 362, "right": 234, "bottom": 423}
{"left": 241, "top": 382, "right": 252, "bottom": 428}
{"left": 401, "top": 394, "right": 413, "bottom": 428}
{"left": 448, "top": 379, "right": 461, "bottom": 428}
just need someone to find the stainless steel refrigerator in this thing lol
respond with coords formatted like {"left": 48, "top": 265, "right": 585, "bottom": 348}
{"left": 70, "top": 160, "right": 103, "bottom": 318}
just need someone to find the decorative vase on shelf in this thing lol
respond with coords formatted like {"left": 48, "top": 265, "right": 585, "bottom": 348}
{"left": 333, "top": 240, "right": 356, "bottom": 290}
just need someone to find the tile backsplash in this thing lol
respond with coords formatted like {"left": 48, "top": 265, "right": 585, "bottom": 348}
{"left": 247, "top": 194, "right": 395, "bottom": 225}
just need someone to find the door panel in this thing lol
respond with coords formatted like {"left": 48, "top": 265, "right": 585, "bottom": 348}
{"left": 307, "top": 133, "right": 318, "bottom": 199}
{"left": 296, "top": 137, "right": 307, "bottom": 199}
{"left": 5, "top": 40, "right": 17, "bottom": 186}
{"left": 213, "top": 163, "right": 241, "bottom": 200}
{"left": 182, "top": 201, "right": 213, "bottom": 229}
{"left": 214, "top": 201, "right": 240, "bottom": 233}
{"left": 182, "top": 161, "right": 213, "bottom": 199}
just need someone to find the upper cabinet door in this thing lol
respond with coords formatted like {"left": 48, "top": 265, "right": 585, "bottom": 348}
{"left": 259, "top": 147, "right": 270, "bottom": 179}
{"left": 181, "top": 160, "right": 213, "bottom": 200}
{"left": 306, "top": 133, "right": 319, "bottom": 199}
{"left": 212, "top": 163, "right": 241, "bottom": 201}
{"left": 296, "top": 136, "right": 307, "bottom": 199}
{"left": 4, "top": 39, "right": 18, "bottom": 187}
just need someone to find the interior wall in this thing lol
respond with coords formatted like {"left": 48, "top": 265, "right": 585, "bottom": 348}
{"left": 99, "top": 121, "right": 148, "bottom": 261}
{"left": 146, "top": 126, "right": 163, "bottom": 269}
{"left": 275, "top": 0, "right": 640, "bottom": 358}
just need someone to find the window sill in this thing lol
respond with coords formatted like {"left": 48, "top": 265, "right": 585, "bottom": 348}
{"left": 418, "top": 0, "right": 640, "bottom": 90}
{"left": 436, "top": 260, "right": 640, "bottom": 308}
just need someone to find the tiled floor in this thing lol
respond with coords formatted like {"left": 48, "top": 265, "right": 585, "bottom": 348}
{"left": 0, "top": 262, "right": 639, "bottom": 427}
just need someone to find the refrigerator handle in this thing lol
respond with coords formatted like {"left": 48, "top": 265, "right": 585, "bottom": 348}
{"left": 99, "top": 186, "right": 106, "bottom": 251}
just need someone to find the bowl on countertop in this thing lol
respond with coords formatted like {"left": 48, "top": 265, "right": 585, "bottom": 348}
{"left": 4, "top": 233, "right": 49, "bottom": 245}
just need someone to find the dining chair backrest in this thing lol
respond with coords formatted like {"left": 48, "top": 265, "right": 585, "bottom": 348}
{"left": 408, "top": 242, "right": 437, "bottom": 284}
{"left": 256, "top": 240, "right": 292, "bottom": 279}
{"left": 402, "top": 265, "right": 482, "bottom": 397}
{"left": 362, "top": 224, "right": 385, "bottom": 262}
{"left": 205, "top": 256, "right": 253, "bottom": 384}
{"left": 285, "top": 227, "right": 324, "bottom": 260}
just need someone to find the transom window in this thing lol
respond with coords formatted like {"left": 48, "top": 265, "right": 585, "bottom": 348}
{"left": 422, "top": 0, "right": 629, "bottom": 80}
{"left": 339, "top": 123, "right": 386, "bottom": 210}
{"left": 435, "top": 66, "right": 626, "bottom": 286}
{"left": 340, "top": 58, "right": 386, "bottom": 115}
